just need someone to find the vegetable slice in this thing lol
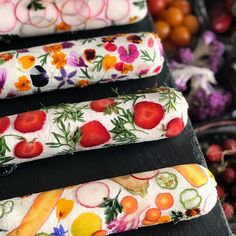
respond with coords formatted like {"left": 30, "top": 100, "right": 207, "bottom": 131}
{"left": 180, "top": 189, "right": 202, "bottom": 209}
{"left": 156, "top": 172, "right": 178, "bottom": 189}
{"left": 131, "top": 170, "right": 159, "bottom": 180}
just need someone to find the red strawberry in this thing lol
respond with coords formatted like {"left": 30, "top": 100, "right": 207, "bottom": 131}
{"left": 221, "top": 167, "right": 236, "bottom": 185}
{"left": 223, "top": 139, "right": 236, "bottom": 151}
{"left": 222, "top": 203, "right": 235, "bottom": 221}
{"left": 165, "top": 117, "right": 184, "bottom": 138}
{"left": 207, "top": 144, "right": 223, "bottom": 162}
{"left": 216, "top": 185, "right": 225, "bottom": 200}
{"left": 80, "top": 121, "right": 110, "bottom": 147}
{"left": 90, "top": 98, "right": 116, "bottom": 112}
{"left": 0, "top": 117, "right": 10, "bottom": 134}
{"left": 14, "top": 140, "right": 43, "bottom": 159}
{"left": 14, "top": 110, "right": 46, "bottom": 133}
{"left": 134, "top": 101, "right": 164, "bottom": 129}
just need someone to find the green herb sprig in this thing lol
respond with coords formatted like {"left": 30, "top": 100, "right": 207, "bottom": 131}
{"left": 141, "top": 50, "right": 156, "bottom": 63}
{"left": 171, "top": 211, "right": 184, "bottom": 224}
{"left": 27, "top": 0, "right": 45, "bottom": 11}
{"left": 133, "top": 0, "right": 146, "bottom": 10}
{"left": 100, "top": 189, "right": 123, "bottom": 224}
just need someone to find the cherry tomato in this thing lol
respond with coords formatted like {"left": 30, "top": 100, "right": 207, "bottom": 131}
{"left": 155, "top": 20, "right": 170, "bottom": 39}
{"left": 165, "top": 0, "right": 174, "bottom": 6}
{"left": 212, "top": 13, "right": 233, "bottom": 33}
{"left": 164, "top": 7, "right": 184, "bottom": 27}
{"left": 171, "top": 0, "right": 191, "bottom": 15}
{"left": 148, "top": 0, "right": 167, "bottom": 16}
{"left": 170, "top": 25, "right": 191, "bottom": 46}
{"left": 183, "top": 14, "right": 200, "bottom": 34}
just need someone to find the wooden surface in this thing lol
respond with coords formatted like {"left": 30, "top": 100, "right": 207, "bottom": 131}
{"left": 0, "top": 14, "right": 232, "bottom": 236}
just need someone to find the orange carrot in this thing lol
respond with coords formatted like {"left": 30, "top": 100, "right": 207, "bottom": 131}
{"left": 92, "top": 230, "right": 107, "bottom": 236}
{"left": 155, "top": 193, "right": 174, "bottom": 210}
{"left": 157, "top": 215, "right": 171, "bottom": 224}
{"left": 145, "top": 208, "right": 161, "bottom": 222}
{"left": 121, "top": 196, "right": 138, "bottom": 214}
{"left": 142, "top": 219, "right": 156, "bottom": 226}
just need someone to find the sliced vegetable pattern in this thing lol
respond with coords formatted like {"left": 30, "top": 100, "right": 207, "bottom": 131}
{"left": 0, "top": 164, "right": 217, "bottom": 235}
{"left": 0, "top": 32, "right": 163, "bottom": 99}
{"left": 0, "top": 87, "right": 188, "bottom": 165}
{"left": 0, "top": 0, "right": 147, "bottom": 37}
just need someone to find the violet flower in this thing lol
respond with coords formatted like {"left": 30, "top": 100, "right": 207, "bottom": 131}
{"left": 118, "top": 44, "right": 139, "bottom": 63}
{"left": 51, "top": 224, "right": 67, "bottom": 236}
{"left": 0, "top": 68, "right": 7, "bottom": 93}
{"left": 61, "top": 41, "right": 74, "bottom": 49}
{"left": 67, "top": 51, "right": 88, "bottom": 68}
{"left": 54, "top": 68, "right": 76, "bottom": 89}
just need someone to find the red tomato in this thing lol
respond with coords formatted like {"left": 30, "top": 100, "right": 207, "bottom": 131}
{"left": 148, "top": 0, "right": 167, "bottom": 16}
{"left": 212, "top": 13, "right": 233, "bottom": 33}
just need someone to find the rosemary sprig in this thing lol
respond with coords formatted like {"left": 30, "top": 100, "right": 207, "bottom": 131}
{"left": 52, "top": 104, "right": 88, "bottom": 123}
{"left": 133, "top": 0, "right": 146, "bottom": 9}
{"left": 81, "top": 38, "right": 96, "bottom": 45}
{"left": 171, "top": 211, "right": 183, "bottom": 224}
{"left": 100, "top": 189, "right": 123, "bottom": 224}
{"left": 141, "top": 50, "right": 156, "bottom": 62}
{"left": 79, "top": 68, "right": 92, "bottom": 79}
{"left": 27, "top": 0, "right": 45, "bottom": 11}
{"left": 92, "top": 56, "right": 103, "bottom": 72}
{"left": 46, "top": 121, "right": 80, "bottom": 153}
{"left": 158, "top": 87, "right": 182, "bottom": 112}
{"left": 38, "top": 53, "right": 50, "bottom": 66}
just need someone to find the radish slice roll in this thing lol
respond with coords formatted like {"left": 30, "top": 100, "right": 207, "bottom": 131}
{"left": 0, "top": 87, "right": 188, "bottom": 166}
{"left": 0, "top": 0, "right": 148, "bottom": 37}
{"left": 0, "top": 32, "right": 164, "bottom": 99}
{"left": 0, "top": 164, "right": 217, "bottom": 235}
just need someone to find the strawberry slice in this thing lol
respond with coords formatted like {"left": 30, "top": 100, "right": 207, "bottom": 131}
{"left": 0, "top": 117, "right": 10, "bottom": 134}
{"left": 90, "top": 98, "right": 115, "bottom": 112}
{"left": 134, "top": 101, "right": 164, "bottom": 129}
{"left": 14, "top": 110, "right": 46, "bottom": 133}
{"left": 80, "top": 121, "right": 110, "bottom": 147}
{"left": 14, "top": 140, "right": 43, "bottom": 159}
{"left": 165, "top": 117, "right": 184, "bottom": 138}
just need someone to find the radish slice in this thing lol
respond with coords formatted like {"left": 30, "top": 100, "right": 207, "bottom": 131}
{"left": 76, "top": 182, "right": 110, "bottom": 208}
{"left": 105, "top": 0, "right": 130, "bottom": 21}
{"left": 87, "top": 0, "right": 105, "bottom": 18}
{"left": 54, "top": 0, "right": 65, "bottom": 11}
{"left": 15, "top": 0, "right": 31, "bottom": 23}
{"left": 0, "top": 2, "right": 16, "bottom": 33}
{"left": 85, "top": 18, "right": 108, "bottom": 29}
{"left": 20, "top": 19, "right": 55, "bottom": 36}
{"left": 75, "top": 0, "right": 90, "bottom": 19}
{"left": 61, "top": 0, "right": 83, "bottom": 16}
{"left": 28, "top": 1, "right": 58, "bottom": 28}
{"left": 131, "top": 170, "right": 159, "bottom": 180}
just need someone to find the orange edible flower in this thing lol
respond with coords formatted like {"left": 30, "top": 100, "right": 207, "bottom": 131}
{"left": 14, "top": 76, "right": 31, "bottom": 91}
{"left": 102, "top": 54, "right": 116, "bottom": 71}
{"left": 122, "top": 64, "right": 133, "bottom": 74}
{"left": 77, "top": 79, "right": 89, "bottom": 88}
{"left": 51, "top": 52, "right": 66, "bottom": 69}
{"left": 44, "top": 44, "right": 62, "bottom": 53}
{"left": 0, "top": 53, "right": 13, "bottom": 61}
{"left": 56, "top": 198, "right": 74, "bottom": 220}
{"left": 18, "top": 55, "right": 35, "bottom": 69}
{"left": 56, "top": 22, "right": 71, "bottom": 31}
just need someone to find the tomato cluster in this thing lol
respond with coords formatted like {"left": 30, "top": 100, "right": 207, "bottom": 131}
{"left": 148, "top": 0, "right": 199, "bottom": 54}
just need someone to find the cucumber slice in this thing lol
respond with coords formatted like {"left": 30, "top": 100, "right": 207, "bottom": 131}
{"left": 0, "top": 204, "right": 4, "bottom": 218}
{"left": 180, "top": 189, "right": 202, "bottom": 209}
{"left": 3, "top": 200, "right": 14, "bottom": 214}
{"left": 183, "top": 196, "right": 202, "bottom": 209}
{"left": 156, "top": 172, "right": 178, "bottom": 189}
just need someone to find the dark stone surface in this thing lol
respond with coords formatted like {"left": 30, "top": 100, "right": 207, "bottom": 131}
{"left": 0, "top": 14, "right": 231, "bottom": 236}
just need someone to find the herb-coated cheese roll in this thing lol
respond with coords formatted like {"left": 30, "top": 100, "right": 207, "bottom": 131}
{"left": 0, "top": 0, "right": 147, "bottom": 37}
{"left": 0, "top": 164, "right": 217, "bottom": 236}
{"left": 0, "top": 87, "right": 188, "bottom": 166}
{"left": 0, "top": 32, "right": 164, "bottom": 99}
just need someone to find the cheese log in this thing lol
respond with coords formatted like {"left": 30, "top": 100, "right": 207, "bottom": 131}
{"left": 0, "top": 164, "right": 217, "bottom": 236}
{"left": 0, "top": 32, "right": 164, "bottom": 99}
{"left": 0, "top": 0, "right": 147, "bottom": 37}
{"left": 0, "top": 87, "right": 188, "bottom": 166}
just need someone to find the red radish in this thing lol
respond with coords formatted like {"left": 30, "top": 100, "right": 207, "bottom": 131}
{"left": 165, "top": 117, "right": 184, "bottom": 138}
{"left": 85, "top": 18, "right": 109, "bottom": 29}
{"left": 87, "top": 0, "right": 105, "bottom": 18}
{"left": 14, "top": 140, "right": 43, "bottom": 159}
{"left": 76, "top": 182, "right": 110, "bottom": 208}
{"left": 0, "top": 2, "right": 16, "bottom": 33}
{"left": 0, "top": 117, "right": 10, "bottom": 134}
{"left": 131, "top": 170, "right": 159, "bottom": 180}
{"left": 206, "top": 144, "right": 223, "bottom": 162}
{"left": 14, "top": 110, "right": 46, "bottom": 133}
{"left": 223, "top": 139, "right": 236, "bottom": 151}
{"left": 80, "top": 121, "right": 110, "bottom": 147}
{"left": 222, "top": 202, "right": 235, "bottom": 220}
{"left": 212, "top": 13, "right": 232, "bottom": 33}
{"left": 134, "top": 101, "right": 164, "bottom": 129}
{"left": 90, "top": 98, "right": 115, "bottom": 112}
{"left": 105, "top": 0, "right": 130, "bottom": 21}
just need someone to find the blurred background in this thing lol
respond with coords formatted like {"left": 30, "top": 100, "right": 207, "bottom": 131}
{"left": 147, "top": 0, "right": 236, "bottom": 232}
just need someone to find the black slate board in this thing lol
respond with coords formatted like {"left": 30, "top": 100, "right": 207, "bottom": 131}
{"left": 0, "top": 14, "right": 232, "bottom": 236}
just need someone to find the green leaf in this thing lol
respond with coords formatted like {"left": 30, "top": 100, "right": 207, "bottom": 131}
{"left": 27, "top": 0, "right": 45, "bottom": 11}
{"left": 133, "top": 0, "right": 146, "bottom": 10}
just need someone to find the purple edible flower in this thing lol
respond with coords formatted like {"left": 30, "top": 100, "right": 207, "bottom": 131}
{"left": 61, "top": 41, "right": 74, "bottom": 49}
{"left": 0, "top": 68, "right": 7, "bottom": 93}
{"left": 118, "top": 44, "right": 139, "bottom": 63}
{"left": 51, "top": 224, "right": 67, "bottom": 236}
{"left": 16, "top": 48, "right": 29, "bottom": 53}
{"left": 67, "top": 51, "right": 88, "bottom": 68}
{"left": 54, "top": 68, "right": 76, "bottom": 89}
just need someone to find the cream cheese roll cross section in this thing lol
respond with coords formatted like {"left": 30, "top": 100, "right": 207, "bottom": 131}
{"left": 0, "top": 164, "right": 217, "bottom": 236}
{"left": 0, "top": 32, "right": 164, "bottom": 99}
{"left": 0, "top": 0, "right": 148, "bottom": 37}
{"left": 0, "top": 87, "right": 188, "bottom": 166}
